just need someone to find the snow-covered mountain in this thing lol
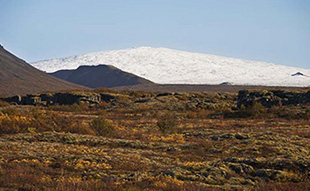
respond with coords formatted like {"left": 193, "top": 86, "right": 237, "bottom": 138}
{"left": 31, "top": 47, "right": 310, "bottom": 87}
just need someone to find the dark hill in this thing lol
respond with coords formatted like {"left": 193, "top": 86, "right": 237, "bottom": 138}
{"left": 0, "top": 45, "right": 85, "bottom": 96}
{"left": 50, "top": 65, "right": 154, "bottom": 88}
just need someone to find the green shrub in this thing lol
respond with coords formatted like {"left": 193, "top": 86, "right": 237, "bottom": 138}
{"left": 89, "top": 118, "right": 115, "bottom": 136}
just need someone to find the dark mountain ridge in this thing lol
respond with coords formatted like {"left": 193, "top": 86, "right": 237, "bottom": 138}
{"left": 50, "top": 65, "right": 154, "bottom": 88}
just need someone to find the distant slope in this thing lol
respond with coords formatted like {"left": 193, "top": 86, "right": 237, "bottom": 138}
{"left": 115, "top": 84, "right": 308, "bottom": 93}
{"left": 32, "top": 47, "right": 310, "bottom": 87}
{"left": 50, "top": 65, "right": 153, "bottom": 88}
{"left": 0, "top": 45, "right": 85, "bottom": 96}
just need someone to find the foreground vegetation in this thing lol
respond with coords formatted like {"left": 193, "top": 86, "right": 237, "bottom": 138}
{"left": 0, "top": 89, "right": 309, "bottom": 191}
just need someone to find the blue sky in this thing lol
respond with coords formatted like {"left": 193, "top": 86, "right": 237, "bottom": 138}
{"left": 0, "top": 0, "right": 309, "bottom": 68}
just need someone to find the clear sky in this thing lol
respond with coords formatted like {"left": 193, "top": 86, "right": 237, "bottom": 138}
{"left": 0, "top": 0, "right": 309, "bottom": 68}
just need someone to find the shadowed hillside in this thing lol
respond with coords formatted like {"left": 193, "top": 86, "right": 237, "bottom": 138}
{"left": 0, "top": 45, "right": 85, "bottom": 96}
{"left": 50, "top": 64, "right": 154, "bottom": 88}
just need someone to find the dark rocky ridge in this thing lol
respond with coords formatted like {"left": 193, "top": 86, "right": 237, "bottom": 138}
{"left": 50, "top": 65, "right": 154, "bottom": 88}
{"left": 237, "top": 89, "right": 310, "bottom": 108}
{"left": 3, "top": 89, "right": 310, "bottom": 111}
{"left": 291, "top": 72, "right": 304, "bottom": 76}
{"left": 0, "top": 45, "right": 85, "bottom": 96}
{"left": 1, "top": 92, "right": 105, "bottom": 106}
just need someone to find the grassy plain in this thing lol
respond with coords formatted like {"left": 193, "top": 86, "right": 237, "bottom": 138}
{"left": 0, "top": 89, "right": 309, "bottom": 191}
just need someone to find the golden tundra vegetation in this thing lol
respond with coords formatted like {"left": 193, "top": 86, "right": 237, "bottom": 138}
{"left": 0, "top": 88, "right": 309, "bottom": 191}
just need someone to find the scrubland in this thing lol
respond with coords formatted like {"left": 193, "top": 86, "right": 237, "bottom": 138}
{"left": 0, "top": 89, "right": 309, "bottom": 191}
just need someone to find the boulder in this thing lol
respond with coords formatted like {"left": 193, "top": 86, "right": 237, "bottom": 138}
{"left": 219, "top": 82, "right": 232, "bottom": 85}
{"left": 21, "top": 94, "right": 42, "bottom": 105}
{"left": 156, "top": 92, "right": 173, "bottom": 97}
{"left": 100, "top": 93, "right": 116, "bottom": 102}
{"left": 3, "top": 95, "right": 21, "bottom": 104}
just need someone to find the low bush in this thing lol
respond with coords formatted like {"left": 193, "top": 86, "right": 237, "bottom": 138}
{"left": 89, "top": 118, "right": 115, "bottom": 136}
{"left": 226, "top": 102, "right": 268, "bottom": 118}
{"left": 64, "top": 122, "right": 95, "bottom": 135}
{"left": 241, "top": 102, "right": 267, "bottom": 118}
{"left": 0, "top": 100, "right": 9, "bottom": 107}
{"left": 156, "top": 112, "right": 177, "bottom": 134}
{"left": 269, "top": 105, "right": 310, "bottom": 119}
{"left": 0, "top": 109, "right": 93, "bottom": 135}
{"left": 0, "top": 114, "right": 29, "bottom": 134}
{"left": 48, "top": 103, "right": 89, "bottom": 112}
{"left": 256, "top": 179, "right": 310, "bottom": 191}
{"left": 1, "top": 107, "right": 19, "bottom": 116}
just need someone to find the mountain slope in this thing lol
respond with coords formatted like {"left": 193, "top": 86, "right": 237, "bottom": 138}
{"left": 0, "top": 45, "right": 85, "bottom": 96}
{"left": 50, "top": 65, "right": 153, "bottom": 88}
{"left": 32, "top": 47, "right": 310, "bottom": 87}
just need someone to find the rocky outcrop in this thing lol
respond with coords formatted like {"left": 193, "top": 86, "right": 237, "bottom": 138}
{"left": 52, "top": 93, "right": 101, "bottom": 105}
{"left": 100, "top": 93, "right": 116, "bottom": 102}
{"left": 237, "top": 90, "right": 310, "bottom": 108}
{"left": 1, "top": 92, "right": 111, "bottom": 106}
{"left": 291, "top": 72, "right": 304, "bottom": 76}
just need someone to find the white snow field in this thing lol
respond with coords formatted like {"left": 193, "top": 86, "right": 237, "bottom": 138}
{"left": 31, "top": 47, "right": 310, "bottom": 87}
